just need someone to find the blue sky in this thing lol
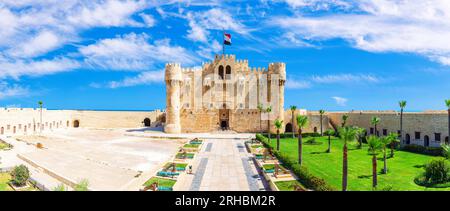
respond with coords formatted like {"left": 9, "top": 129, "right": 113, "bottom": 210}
{"left": 0, "top": 0, "right": 449, "bottom": 111}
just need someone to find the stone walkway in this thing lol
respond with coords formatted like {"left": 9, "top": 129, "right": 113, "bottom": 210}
{"left": 174, "top": 138, "right": 266, "bottom": 191}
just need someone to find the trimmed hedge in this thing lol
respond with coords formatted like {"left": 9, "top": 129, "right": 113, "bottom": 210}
{"left": 401, "top": 144, "right": 443, "bottom": 156}
{"left": 256, "top": 134, "right": 335, "bottom": 191}
{"left": 263, "top": 132, "right": 321, "bottom": 139}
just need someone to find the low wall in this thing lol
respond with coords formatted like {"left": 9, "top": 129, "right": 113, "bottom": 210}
{"left": 0, "top": 108, "right": 165, "bottom": 135}
{"left": 327, "top": 111, "right": 449, "bottom": 147}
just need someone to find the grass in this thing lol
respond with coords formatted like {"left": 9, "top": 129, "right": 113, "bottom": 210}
{"left": 267, "top": 135, "right": 450, "bottom": 191}
{"left": 275, "top": 180, "right": 305, "bottom": 191}
{"left": 0, "top": 173, "right": 13, "bottom": 191}
{"left": 0, "top": 141, "right": 12, "bottom": 150}
{"left": 164, "top": 163, "right": 188, "bottom": 169}
{"left": 183, "top": 144, "right": 200, "bottom": 148}
{"left": 0, "top": 173, "right": 39, "bottom": 191}
{"left": 143, "top": 177, "right": 176, "bottom": 188}
{"left": 175, "top": 153, "right": 195, "bottom": 159}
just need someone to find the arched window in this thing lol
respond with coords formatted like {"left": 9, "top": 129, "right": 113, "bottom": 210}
{"left": 218, "top": 65, "right": 224, "bottom": 79}
{"left": 225, "top": 65, "right": 231, "bottom": 79}
{"left": 445, "top": 136, "right": 449, "bottom": 145}
{"left": 1, "top": 127, "right": 4, "bottom": 135}
{"left": 285, "top": 123, "right": 293, "bottom": 133}
{"left": 73, "top": 120, "right": 80, "bottom": 128}
{"left": 405, "top": 134, "right": 411, "bottom": 144}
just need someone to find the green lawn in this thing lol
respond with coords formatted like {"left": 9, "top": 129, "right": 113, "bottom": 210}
{"left": 267, "top": 136, "right": 450, "bottom": 191}
{"left": 0, "top": 173, "right": 38, "bottom": 191}
{"left": 0, "top": 173, "right": 13, "bottom": 191}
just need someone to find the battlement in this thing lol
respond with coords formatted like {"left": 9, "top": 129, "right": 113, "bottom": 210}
{"left": 181, "top": 67, "right": 202, "bottom": 73}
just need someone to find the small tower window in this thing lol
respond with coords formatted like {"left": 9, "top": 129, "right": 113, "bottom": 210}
{"left": 219, "top": 65, "right": 224, "bottom": 79}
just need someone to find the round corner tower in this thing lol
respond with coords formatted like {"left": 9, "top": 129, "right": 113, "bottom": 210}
{"left": 269, "top": 62, "right": 286, "bottom": 129}
{"left": 164, "top": 63, "right": 182, "bottom": 134}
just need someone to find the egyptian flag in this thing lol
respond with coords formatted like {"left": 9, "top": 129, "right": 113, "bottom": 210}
{"left": 224, "top": 33, "right": 231, "bottom": 45}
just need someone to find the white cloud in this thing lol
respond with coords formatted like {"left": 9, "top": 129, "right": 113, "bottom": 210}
{"left": 0, "top": 82, "right": 29, "bottom": 99}
{"left": 139, "top": 13, "right": 156, "bottom": 27}
{"left": 311, "top": 74, "right": 380, "bottom": 84}
{"left": 186, "top": 13, "right": 209, "bottom": 43}
{"left": 92, "top": 70, "right": 165, "bottom": 89}
{"left": 332, "top": 96, "right": 348, "bottom": 106}
{"left": 271, "top": 0, "right": 450, "bottom": 66}
{"left": 285, "top": 79, "right": 311, "bottom": 89}
{"left": 0, "top": 57, "right": 80, "bottom": 79}
{"left": 79, "top": 33, "right": 197, "bottom": 70}
{"left": 7, "top": 31, "right": 62, "bottom": 58}
{"left": 66, "top": 1, "right": 146, "bottom": 28}
{"left": 196, "top": 40, "right": 222, "bottom": 59}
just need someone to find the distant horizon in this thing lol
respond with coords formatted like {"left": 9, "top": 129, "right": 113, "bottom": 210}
{"left": 0, "top": 106, "right": 445, "bottom": 113}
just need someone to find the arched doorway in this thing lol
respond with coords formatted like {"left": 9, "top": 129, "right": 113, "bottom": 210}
{"left": 446, "top": 136, "right": 449, "bottom": 145}
{"left": 67, "top": 121, "right": 69, "bottom": 127}
{"left": 24, "top": 126, "right": 27, "bottom": 133}
{"left": 1, "top": 127, "right": 4, "bottom": 135}
{"left": 424, "top": 135, "right": 430, "bottom": 147}
{"left": 285, "top": 123, "right": 293, "bottom": 133}
{"left": 313, "top": 127, "right": 318, "bottom": 133}
{"left": 143, "top": 118, "right": 151, "bottom": 127}
{"left": 73, "top": 120, "right": 80, "bottom": 128}
{"left": 13, "top": 126, "right": 16, "bottom": 134}
{"left": 405, "top": 134, "right": 411, "bottom": 144}
{"left": 220, "top": 120, "right": 228, "bottom": 129}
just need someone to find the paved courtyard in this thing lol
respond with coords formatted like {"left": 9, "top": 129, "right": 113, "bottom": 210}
{"left": 3, "top": 128, "right": 183, "bottom": 190}
{"left": 175, "top": 138, "right": 267, "bottom": 191}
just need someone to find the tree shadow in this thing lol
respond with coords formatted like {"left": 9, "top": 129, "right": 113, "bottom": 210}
{"left": 310, "top": 151, "right": 329, "bottom": 155}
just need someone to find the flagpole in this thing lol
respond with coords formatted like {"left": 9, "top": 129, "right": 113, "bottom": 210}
{"left": 222, "top": 29, "right": 225, "bottom": 56}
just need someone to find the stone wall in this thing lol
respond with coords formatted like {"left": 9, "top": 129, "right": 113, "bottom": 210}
{"left": 0, "top": 108, "right": 164, "bottom": 136}
{"left": 327, "top": 111, "right": 449, "bottom": 147}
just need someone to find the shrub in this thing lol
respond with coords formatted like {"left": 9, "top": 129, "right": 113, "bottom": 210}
{"left": 401, "top": 144, "right": 443, "bottom": 156}
{"left": 256, "top": 134, "right": 335, "bottom": 191}
{"left": 74, "top": 179, "right": 89, "bottom": 191}
{"left": 53, "top": 183, "right": 67, "bottom": 191}
{"left": 304, "top": 138, "right": 322, "bottom": 145}
{"left": 415, "top": 159, "right": 450, "bottom": 187}
{"left": 423, "top": 159, "right": 449, "bottom": 184}
{"left": 10, "top": 165, "right": 30, "bottom": 186}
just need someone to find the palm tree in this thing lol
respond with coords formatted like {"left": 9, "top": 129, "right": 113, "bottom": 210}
{"left": 338, "top": 126, "right": 358, "bottom": 191}
{"left": 257, "top": 103, "right": 264, "bottom": 132}
{"left": 296, "top": 115, "right": 309, "bottom": 165}
{"left": 319, "top": 109, "right": 325, "bottom": 136}
{"left": 371, "top": 116, "right": 380, "bottom": 136}
{"left": 355, "top": 127, "right": 366, "bottom": 149}
{"left": 38, "top": 101, "right": 43, "bottom": 135}
{"left": 290, "top": 106, "right": 297, "bottom": 138}
{"left": 399, "top": 101, "right": 407, "bottom": 144}
{"left": 341, "top": 114, "right": 349, "bottom": 127}
{"left": 367, "top": 136, "right": 382, "bottom": 189}
{"left": 386, "top": 132, "right": 400, "bottom": 158}
{"left": 266, "top": 106, "right": 272, "bottom": 142}
{"left": 274, "top": 119, "right": 283, "bottom": 151}
{"left": 379, "top": 136, "right": 390, "bottom": 174}
{"left": 324, "top": 129, "right": 335, "bottom": 153}
{"left": 446, "top": 99, "right": 450, "bottom": 145}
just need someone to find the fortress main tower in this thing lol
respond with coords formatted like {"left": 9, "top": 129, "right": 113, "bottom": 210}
{"left": 164, "top": 54, "right": 286, "bottom": 134}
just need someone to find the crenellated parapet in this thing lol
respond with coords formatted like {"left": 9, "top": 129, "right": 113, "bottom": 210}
{"left": 268, "top": 62, "right": 286, "bottom": 81}
{"left": 165, "top": 63, "right": 182, "bottom": 82}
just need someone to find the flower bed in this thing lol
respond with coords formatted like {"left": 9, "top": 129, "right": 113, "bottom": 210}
{"left": 143, "top": 177, "right": 176, "bottom": 191}
{"left": 0, "top": 140, "right": 12, "bottom": 151}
